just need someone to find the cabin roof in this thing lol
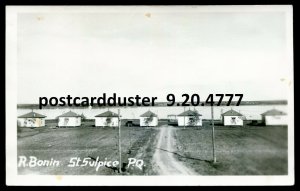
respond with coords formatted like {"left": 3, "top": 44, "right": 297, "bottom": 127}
{"left": 221, "top": 109, "right": 243, "bottom": 116}
{"left": 58, "top": 111, "right": 80, "bottom": 117}
{"left": 18, "top": 111, "right": 46, "bottom": 118}
{"left": 95, "top": 110, "right": 119, "bottom": 117}
{"left": 261, "top": 109, "right": 287, "bottom": 116}
{"left": 178, "top": 109, "right": 202, "bottom": 116}
{"left": 140, "top": 111, "right": 158, "bottom": 117}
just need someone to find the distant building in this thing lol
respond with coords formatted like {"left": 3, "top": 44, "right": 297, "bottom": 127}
{"left": 95, "top": 110, "right": 119, "bottom": 127}
{"left": 261, "top": 109, "right": 287, "bottom": 126}
{"left": 140, "top": 111, "right": 158, "bottom": 127}
{"left": 57, "top": 111, "right": 81, "bottom": 127}
{"left": 18, "top": 111, "right": 46, "bottom": 127}
{"left": 177, "top": 109, "right": 202, "bottom": 127}
{"left": 221, "top": 109, "right": 244, "bottom": 126}
{"left": 167, "top": 114, "right": 177, "bottom": 122}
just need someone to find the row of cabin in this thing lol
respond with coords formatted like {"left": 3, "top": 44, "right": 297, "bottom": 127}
{"left": 17, "top": 110, "right": 159, "bottom": 128}
{"left": 173, "top": 109, "right": 287, "bottom": 126}
{"left": 220, "top": 109, "right": 288, "bottom": 126}
{"left": 17, "top": 109, "right": 288, "bottom": 128}
{"left": 168, "top": 109, "right": 244, "bottom": 126}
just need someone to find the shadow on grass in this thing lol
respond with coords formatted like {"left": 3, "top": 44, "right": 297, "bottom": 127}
{"left": 155, "top": 147, "right": 225, "bottom": 172}
{"left": 88, "top": 156, "right": 129, "bottom": 173}
{"left": 155, "top": 147, "right": 212, "bottom": 163}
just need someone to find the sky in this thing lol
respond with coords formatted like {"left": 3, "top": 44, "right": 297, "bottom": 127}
{"left": 17, "top": 6, "right": 293, "bottom": 103}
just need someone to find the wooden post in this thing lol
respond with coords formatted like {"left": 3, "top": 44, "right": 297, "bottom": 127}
{"left": 118, "top": 109, "right": 122, "bottom": 173}
{"left": 211, "top": 104, "right": 216, "bottom": 163}
{"left": 129, "top": 122, "right": 131, "bottom": 148}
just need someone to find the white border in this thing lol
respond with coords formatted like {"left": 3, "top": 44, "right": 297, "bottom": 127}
{"left": 6, "top": 5, "right": 294, "bottom": 186}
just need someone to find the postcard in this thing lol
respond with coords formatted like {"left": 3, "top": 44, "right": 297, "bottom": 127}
{"left": 6, "top": 5, "right": 294, "bottom": 186}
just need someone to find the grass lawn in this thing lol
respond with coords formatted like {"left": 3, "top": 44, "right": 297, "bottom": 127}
{"left": 18, "top": 120, "right": 288, "bottom": 175}
{"left": 17, "top": 123, "right": 159, "bottom": 175}
{"left": 174, "top": 122, "right": 288, "bottom": 175}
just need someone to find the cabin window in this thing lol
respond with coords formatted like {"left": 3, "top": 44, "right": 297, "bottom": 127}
{"left": 231, "top": 117, "right": 236, "bottom": 124}
{"left": 188, "top": 117, "right": 195, "bottom": 124}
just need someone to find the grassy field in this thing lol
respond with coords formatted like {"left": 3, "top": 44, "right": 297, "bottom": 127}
{"left": 17, "top": 124, "right": 159, "bottom": 175}
{"left": 173, "top": 122, "right": 288, "bottom": 175}
{"left": 18, "top": 121, "right": 288, "bottom": 175}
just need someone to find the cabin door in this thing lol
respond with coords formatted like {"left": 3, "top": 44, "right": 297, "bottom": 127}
{"left": 64, "top": 118, "right": 69, "bottom": 126}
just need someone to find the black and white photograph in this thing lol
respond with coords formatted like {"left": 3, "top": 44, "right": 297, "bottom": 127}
{"left": 6, "top": 5, "right": 294, "bottom": 186}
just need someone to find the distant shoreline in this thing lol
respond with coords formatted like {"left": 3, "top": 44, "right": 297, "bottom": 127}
{"left": 17, "top": 100, "right": 288, "bottom": 109}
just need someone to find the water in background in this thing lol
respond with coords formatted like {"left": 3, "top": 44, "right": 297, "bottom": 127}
{"left": 17, "top": 105, "right": 288, "bottom": 120}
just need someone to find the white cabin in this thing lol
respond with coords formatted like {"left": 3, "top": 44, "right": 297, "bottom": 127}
{"left": 140, "top": 111, "right": 158, "bottom": 127}
{"left": 177, "top": 109, "right": 202, "bottom": 127}
{"left": 261, "top": 109, "right": 288, "bottom": 126}
{"left": 57, "top": 111, "right": 81, "bottom": 127}
{"left": 221, "top": 109, "right": 244, "bottom": 126}
{"left": 95, "top": 110, "right": 119, "bottom": 127}
{"left": 18, "top": 111, "right": 46, "bottom": 127}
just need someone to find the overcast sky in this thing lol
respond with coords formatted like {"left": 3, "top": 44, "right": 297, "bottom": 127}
{"left": 17, "top": 6, "right": 292, "bottom": 103}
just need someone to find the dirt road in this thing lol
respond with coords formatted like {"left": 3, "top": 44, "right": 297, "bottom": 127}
{"left": 153, "top": 125, "right": 196, "bottom": 175}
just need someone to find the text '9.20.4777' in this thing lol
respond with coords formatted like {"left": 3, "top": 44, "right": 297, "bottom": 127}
{"left": 166, "top": 94, "right": 243, "bottom": 106}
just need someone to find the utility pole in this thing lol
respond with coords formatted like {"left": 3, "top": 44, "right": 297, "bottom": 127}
{"left": 183, "top": 106, "right": 186, "bottom": 129}
{"left": 211, "top": 104, "right": 216, "bottom": 163}
{"left": 118, "top": 109, "right": 122, "bottom": 173}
